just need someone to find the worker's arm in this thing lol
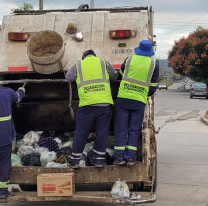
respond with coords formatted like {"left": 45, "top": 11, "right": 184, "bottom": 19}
{"left": 148, "top": 61, "right": 159, "bottom": 96}
{"left": 105, "top": 61, "right": 118, "bottom": 82}
{"left": 65, "top": 64, "right": 77, "bottom": 83}
{"left": 11, "top": 88, "right": 25, "bottom": 103}
{"left": 118, "top": 57, "right": 128, "bottom": 80}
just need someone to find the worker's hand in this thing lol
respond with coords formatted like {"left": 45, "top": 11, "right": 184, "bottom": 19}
{"left": 18, "top": 87, "right": 26, "bottom": 94}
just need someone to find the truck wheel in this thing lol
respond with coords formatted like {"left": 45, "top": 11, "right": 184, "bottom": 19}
{"left": 19, "top": 184, "right": 37, "bottom": 191}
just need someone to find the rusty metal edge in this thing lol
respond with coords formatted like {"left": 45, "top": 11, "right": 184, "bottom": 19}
{"left": 0, "top": 192, "right": 156, "bottom": 205}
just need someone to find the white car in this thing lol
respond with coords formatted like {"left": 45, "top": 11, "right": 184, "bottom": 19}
{"left": 177, "top": 82, "right": 186, "bottom": 89}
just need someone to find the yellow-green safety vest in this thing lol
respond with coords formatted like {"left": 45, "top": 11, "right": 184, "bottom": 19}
{"left": 76, "top": 56, "right": 113, "bottom": 107}
{"left": 118, "top": 55, "right": 155, "bottom": 104}
{"left": 0, "top": 115, "right": 11, "bottom": 122}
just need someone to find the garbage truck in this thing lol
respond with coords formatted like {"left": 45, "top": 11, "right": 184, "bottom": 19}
{"left": 0, "top": 5, "right": 158, "bottom": 204}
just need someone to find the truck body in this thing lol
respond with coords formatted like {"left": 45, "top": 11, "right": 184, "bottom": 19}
{"left": 0, "top": 6, "right": 157, "bottom": 204}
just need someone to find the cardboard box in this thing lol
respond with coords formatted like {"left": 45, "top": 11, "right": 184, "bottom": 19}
{"left": 37, "top": 173, "right": 75, "bottom": 197}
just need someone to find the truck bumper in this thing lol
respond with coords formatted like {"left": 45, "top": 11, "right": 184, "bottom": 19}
{"left": 0, "top": 189, "right": 156, "bottom": 205}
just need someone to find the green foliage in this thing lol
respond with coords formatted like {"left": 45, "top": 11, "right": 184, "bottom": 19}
{"left": 19, "top": 2, "right": 34, "bottom": 10}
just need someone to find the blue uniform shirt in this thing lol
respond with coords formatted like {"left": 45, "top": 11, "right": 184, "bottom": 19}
{"left": 0, "top": 86, "right": 24, "bottom": 146}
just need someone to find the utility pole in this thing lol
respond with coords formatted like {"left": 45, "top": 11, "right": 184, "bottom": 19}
{"left": 39, "top": 0, "right": 43, "bottom": 10}
{"left": 90, "top": 0, "right": 94, "bottom": 8}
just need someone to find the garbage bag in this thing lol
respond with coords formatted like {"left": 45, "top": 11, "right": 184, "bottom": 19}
{"left": 79, "top": 155, "right": 87, "bottom": 167}
{"left": 83, "top": 143, "right": 94, "bottom": 156}
{"left": 106, "top": 148, "right": 115, "bottom": 165}
{"left": 16, "top": 133, "right": 24, "bottom": 141}
{"left": 41, "top": 131, "right": 56, "bottom": 138}
{"left": 87, "top": 150, "right": 94, "bottom": 166}
{"left": 56, "top": 147, "right": 72, "bottom": 158}
{"left": 46, "top": 162, "right": 68, "bottom": 168}
{"left": 35, "top": 146, "right": 49, "bottom": 155}
{"left": 23, "top": 131, "right": 40, "bottom": 146}
{"left": 111, "top": 179, "right": 130, "bottom": 199}
{"left": 21, "top": 153, "right": 41, "bottom": 166}
{"left": 16, "top": 139, "right": 24, "bottom": 149}
{"left": 40, "top": 151, "right": 57, "bottom": 167}
{"left": 38, "top": 137, "right": 59, "bottom": 152}
{"left": 54, "top": 138, "right": 62, "bottom": 149}
{"left": 11, "top": 154, "right": 22, "bottom": 166}
{"left": 17, "top": 145, "right": 35, "bottom": 158}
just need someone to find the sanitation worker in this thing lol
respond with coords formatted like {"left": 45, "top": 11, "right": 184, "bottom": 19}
{"left": 65, "top": 50, "right": 118, "bottom": 168}
{"left": 113, "top": 40, "right": 159, "bottom": 166}
{"left": 0, "top": 84, "right": 25, "bottom": 198}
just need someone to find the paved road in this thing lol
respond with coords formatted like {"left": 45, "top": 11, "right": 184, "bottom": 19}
{"left": 145, "top": 83, "right": 208, "bottom": 206}
{"left": 3, "top": 82, "right": 208, "bottom": 206}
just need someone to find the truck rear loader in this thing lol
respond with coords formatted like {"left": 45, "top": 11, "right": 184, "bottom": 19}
{"left": 0, "top": 5, "right": 157, "bottom": 204}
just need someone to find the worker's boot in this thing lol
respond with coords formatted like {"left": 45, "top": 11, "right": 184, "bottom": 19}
{"left": 113, "top": 158, "right": 126, "bottom": 166}
{"left": 94, "top": 159, "right": 106, "bottom": 168}
{"left": 0, "top": 188, "right": 14, "bottom": 199}
{"left": 127, "top": 159, "right": 137, "bottom": 166}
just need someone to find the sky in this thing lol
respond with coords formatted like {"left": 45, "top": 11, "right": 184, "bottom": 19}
{"left": 0, "top": 0, "right": 208, "bottom": 59}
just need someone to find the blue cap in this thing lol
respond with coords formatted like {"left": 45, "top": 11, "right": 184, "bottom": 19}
{"left": 134, "top": 40, "right": 155, "bottom": 57}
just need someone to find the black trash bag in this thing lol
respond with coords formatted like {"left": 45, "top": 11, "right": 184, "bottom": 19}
{"left": 21, "top": 154, "right": 41, "bottom": 166}
{"left": 106, "top": 149, "right": 115, "bottom": 165}
{"left": 56, "top": 147, "right": 72, "bottom": 158}
{"left": 87, "top": 150, "right": 95, "bottom": 166}
{"left": 16, "top": 133, "right": 24, "bottom": 141}
{"left": 40, "top": 131, "right": 56, "bottom": 139}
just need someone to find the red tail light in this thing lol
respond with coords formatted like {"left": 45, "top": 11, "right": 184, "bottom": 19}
{"left": 191, "top": 88, "right": 194, "bottom": 91}
{"left": 8, "top": 32, "right": 30, "bottom": 41}
{"left": 205, "top": 88, "right": 208, "bottom": 91}
{"left": 110, "top": 30, "right": 132, "bottom": 39}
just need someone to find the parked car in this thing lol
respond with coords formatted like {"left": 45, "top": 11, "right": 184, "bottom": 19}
{"left": 190, "top": 82, "right": 208, "bottom": 99}
{"left": 177, "top": 82, "right": 186, "bottom": 89}
{"left": 158, "top": 82, "right": 168, "bottom": 90}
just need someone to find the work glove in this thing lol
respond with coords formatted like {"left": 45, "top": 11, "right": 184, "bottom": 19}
{"left": 18, "top": 87, "right": 26, "bottom": 94}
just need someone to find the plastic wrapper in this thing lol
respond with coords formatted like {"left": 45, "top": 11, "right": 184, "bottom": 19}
{"left": 23, "top": 131, "right": 40, "bottom": 146}
{"left": 35, "top": 146, "right": 49, "bottom": 155}
{"left": 21, "top": 153, "right": 41, "bottom": 166}
{"left": 111, "top": 179, "right": 130, "bottom": 199}
{"left": 46, "top": 162, "right": 68, "bottom": 168}
{"left": 55, "top": 155, "right": 68, "bottom": 164}
{"left": 62, "top": 141, "right": 73, "bottom": 148}
{"left": 40, "top": 151, "right": 57, "bottom": 167}
{"left": 17, "top": 145, "right": 35, "bottom": 158}
{"left": 79, "top": 155, "right": 87, "bottom": 167}
{"left": 54, "top": 137, "right": 62, "bottom": 149}
{"left": 11, "top": 154, "right": 22, "bottom": 166}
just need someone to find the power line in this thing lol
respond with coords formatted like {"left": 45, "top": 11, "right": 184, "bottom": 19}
{"left": 96, "top": 0, "right": 105, "bottom": 7}
{"left": 109, "top": 0, "right": 117, "bottom": 7}
{"left": 162, "top": 12, "right": 208, "bottom": 36}
{"left": 105, "top": 0, "right": 114, "bottom": 7}
{"left": 155, "top": 21, "right": 208, "bottom": 24}
{"left": 0, "top": 0, "right": 31, "bottom": 4}
{"left": 43, "top": 0, "right": 53, "bottom": 9}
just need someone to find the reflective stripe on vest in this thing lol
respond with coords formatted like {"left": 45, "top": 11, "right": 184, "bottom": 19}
{"left": 77, "top": 58, "right": 110, "bottom": 89}
{"left": 123, "top": 56, "right": 155, "bottom": 87}
{"left": 0, "top": 115, "right": 11, "bottom": 122}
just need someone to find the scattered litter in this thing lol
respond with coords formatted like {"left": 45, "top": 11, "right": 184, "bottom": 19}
{"left": 130, "top": 193, "right": 141, "bottom": 200}
{"left": 111, "top": 179, "right": 130, "bottom": 199}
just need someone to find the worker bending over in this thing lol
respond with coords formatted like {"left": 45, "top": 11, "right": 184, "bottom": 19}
{"left": 0, "top": 85, "right": 25, "bottom": 198}
{"left": 65, "top": 50, "right": 118, "bottom": 168}
{"left": 114, "top": 40, "right": 159, "bottom": 166}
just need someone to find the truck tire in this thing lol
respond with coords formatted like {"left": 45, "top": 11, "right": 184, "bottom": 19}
{"left": 19, "top": 184, "right": 37, "bottom": 191}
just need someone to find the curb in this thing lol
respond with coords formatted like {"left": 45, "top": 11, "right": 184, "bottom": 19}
{"left": 201, "top": 116, "right": 208, "bottom": 126}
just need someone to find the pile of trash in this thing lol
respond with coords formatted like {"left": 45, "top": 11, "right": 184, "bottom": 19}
{"left": 12, "top": 131, "right": 116, "bottom": 168}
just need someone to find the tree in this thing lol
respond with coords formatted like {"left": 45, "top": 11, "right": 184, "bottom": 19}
{"left": 19, "top": 2, "right": 34, "bottom": 10}
{"left": 168, "top": 28, "right": 208, "bottom": 83}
